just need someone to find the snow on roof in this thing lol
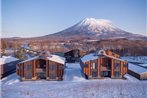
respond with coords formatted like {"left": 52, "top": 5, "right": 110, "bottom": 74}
{"left": 19, "top": 56, "right": 39, "bottom": 63}
{"left": 19, "top": 55, "right": 65, "bottom": 64}
{"left": 81, "top": 52, "right": 126, "bottom": 63}
{"left": 128, "top": 63, "right": 147, "bottom": 74}
{"left": 47, "top": 55, "right": 65, "bottom": 64}
{"left": 81, "top": 53, "right": 99, "bottom": 62}
{"left": 105, "top": 55, "right": 126, "bottom": 62}
{"left": 0, "top": 56, "right": 19, "bottom": 65}
{"left": 121, "top": 56, "right": 147, "bottom": 63}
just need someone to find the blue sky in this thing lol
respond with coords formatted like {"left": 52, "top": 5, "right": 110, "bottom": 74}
{"left": 2, "top": 0, "right": 146, "bottom": 38}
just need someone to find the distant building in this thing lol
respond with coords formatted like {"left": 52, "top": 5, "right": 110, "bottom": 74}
{"left": 17, "top": 51, "right": 65, "bottom": 81}
{"left": 64, "top": 49, "right": 86, "bottom": 63}
{"left": 0, "top": 56, "right": 19, "bottom": 79}
{"left": 4, "top": 48, "right": 16, "bottom": 56}
{"left": 80, "top": 50, "right": 128, "bottom": 79}
{"left": 128, "top": 63, "right": 147, "bottom": 80}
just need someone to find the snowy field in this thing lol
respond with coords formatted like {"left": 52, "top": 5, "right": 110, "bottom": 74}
{"left": 121, "top": 56, "right": 147, "bottom": 63}
{"left": 1, "top": 63, "right": 147, "bottom": 98}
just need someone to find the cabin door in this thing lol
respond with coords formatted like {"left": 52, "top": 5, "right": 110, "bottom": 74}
{"left": 24, "top": 65, "right": 33, "bottom": 79}
{"left": 49, "top": 65, "right": 57, "bottom": 79}
{"left": 102, "top": 71, "right": 111, "bottom": 77}
{"left": 36, "top": 59, "right": 46, "bottom": 79}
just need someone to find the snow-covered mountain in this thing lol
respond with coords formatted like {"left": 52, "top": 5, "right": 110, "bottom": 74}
{"left": 47, "top": 18, "right": 147, "bottom": 40}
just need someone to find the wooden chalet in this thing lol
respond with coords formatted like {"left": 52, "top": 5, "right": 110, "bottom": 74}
{"left": 17, "top": 51, "right": 65, "bottom": 81}
{"left": 80, "top": 50, "right": 128, "bottom": 79}
{"left": 64, "top": 49, "right": 86, "bottom": 63}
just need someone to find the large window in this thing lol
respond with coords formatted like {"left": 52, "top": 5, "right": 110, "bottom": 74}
{"left": 49, "top": 64, "right": 57, "bottom": 79}
{"left": 91, "top": 62, "right": 97, "bottom": 69}
{"left": 114, "top": 60, "right": 120, "bottom": 70}
{"left": 49, "top": 65, "right": 57, "bottom": 70}
{"left": 37, "top": 59, "right": 46, "bottom": 68}
{"left": 114, "top": 71, "right": 120, "bottom": 77}
{"left": 114, "top": 63, "right": 120, "bottom": 69}
{"left": 24, "top": 64, "right": 33, "bottom": 79}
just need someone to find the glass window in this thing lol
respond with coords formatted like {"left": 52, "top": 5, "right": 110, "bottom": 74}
{"left": 24, "top": 64, "right": 32, "bottom": 79}
{"left": 115, "top": 63, "right": 120, "bottom": 69}
{"left": 114, "top": 71, "right": 120, "bottom": 77}
{"left": 114, "top": 60, "right": 120, "bottom": 70}
{"left": 91, "top": 62, "right": 98, "bottom": 69}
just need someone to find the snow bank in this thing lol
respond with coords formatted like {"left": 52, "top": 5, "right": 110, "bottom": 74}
{"left": 63, "top": 63, "right": 86, "bottom": 81}
{"left": 124, "top": 74, "right": 139, "bottom": 82}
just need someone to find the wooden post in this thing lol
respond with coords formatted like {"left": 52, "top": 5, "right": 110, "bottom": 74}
{"left": 111, "top": 59, "right": 114, "bottom": 78}
{"left": 88, "top": 61, "right": 91, "bottom": 77}
{"left": 33, "top": 60, "right": 36, "bottom": 78}
{"left": 120, "top": 61, "right": 123, "bottom": 77}
{"left": 98, "top": 59, "right": 100, "bottom": 78}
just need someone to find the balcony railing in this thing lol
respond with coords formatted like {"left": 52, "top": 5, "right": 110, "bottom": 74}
{"left": 101, "top": 66, "right": 111, "bottom": 71}
{"left": 36, "top": 68, "right": 46, "bottom": 73}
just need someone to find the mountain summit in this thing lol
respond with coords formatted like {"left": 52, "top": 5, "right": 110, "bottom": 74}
{"left": 47, "top": 18, "right": 146, "bottom": 40}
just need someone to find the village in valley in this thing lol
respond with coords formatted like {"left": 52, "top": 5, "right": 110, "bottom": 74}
{"left": 1, "top": 0, "right": 147, "bottom": 98}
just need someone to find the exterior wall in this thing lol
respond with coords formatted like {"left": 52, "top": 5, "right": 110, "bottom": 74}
{"left": 17, "top": 59, "right": 65, "bottom": 81}
{"left": 0, "top": 60, "right": 19, "bottom": 79}
{"left": 17, "top": 60, "right": 37, "bottom": 81}
{"left": 65, "top": 49, "right": 85, "bottom": 63}
{"left": 46, "top": 60, "right": 64, "bottom": 80}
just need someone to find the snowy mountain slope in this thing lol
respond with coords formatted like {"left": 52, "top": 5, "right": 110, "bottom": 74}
{"left": 47, "top": 18, "right": 147, "bottom": 40}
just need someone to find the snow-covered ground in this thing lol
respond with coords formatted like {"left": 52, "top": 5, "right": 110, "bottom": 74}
{"left": 1, "top": 63, "right": 147, "bottom": 98}
{"left": 139, "top": 64, "right": 147, "bottom": 68}
{"left": 63, "top": 63, "right": 86, "bottom": 81}
{"left": 121, "top": 56, "right": 147, "bottom": 63}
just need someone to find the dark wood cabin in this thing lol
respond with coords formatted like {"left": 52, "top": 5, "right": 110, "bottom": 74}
{"left": 80, "top": 50, "right": 128, "bottom": 79}
{"left": 64, "top": 49, "right": 86, "bottom": 63}
{"left": 17, "top": 52, "right": 65, "bottom": 81}
{"left": 0, "top": 56, "right": 19, "bottom": 79}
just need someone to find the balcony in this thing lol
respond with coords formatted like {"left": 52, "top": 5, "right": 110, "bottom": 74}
{"left": 101, "top": 66, "right": 111, "bottom": 71}
{"left": 36, "top": 68, "right": 46, "bottom": 73}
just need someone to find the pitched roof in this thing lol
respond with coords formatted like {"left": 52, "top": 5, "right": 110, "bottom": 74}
{"left": 19, "top": 54, "right": 65, "bottom": 64}
{"left": 47, "top": 55, "right": 65, "bottom": 64}
{"left": 81, "top": 50, "right": 126, "bottom": 63}
{"left": 81, "top": 53, "right": 99, "bottom": 62}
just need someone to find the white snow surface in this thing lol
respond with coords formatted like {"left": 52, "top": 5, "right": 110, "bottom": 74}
{"left": 128, "top": 63, "right": 147, "bottom": 74}
{"left": 63, "top": 63, "right": 86, "bottom": 81}
{"left": 81, "top": 53, "right": 99, "bottom": 62}
{"left": 81, "top": 52, "right": 125, "bottom": 63}
{"left": 47, "top": 55, "right": 65, "bottom": 64}
{"left": 0, "top": 56, "right": 18, "bottom": 65}
{"left": 1, "top": 63, "right": 147, "bottom": 98}
{"left": 139, "top": 64, "right": 147, "bottom": 67}
{"left": 121, "top": 56, "right": 147, "bottom": 63}
{"left": 19, "top": 54, "right": 65, "bottom": 64}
